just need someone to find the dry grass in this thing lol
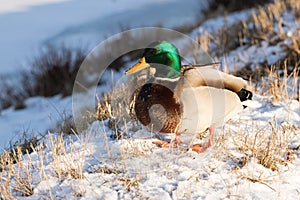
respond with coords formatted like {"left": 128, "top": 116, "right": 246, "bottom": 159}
{"left": 95, "top": 94, "right": 113, "bottom": 121}
{"left": 1, "top": 1, "right": 300, "bottom": 198}
{"left": 214, "top": 63, "right": 299, "bottom": 172}
{"left": 197, "top": 0, "right": 300, "bottom": 68}
{"left": 47, "top": 133, "right": 84, "bottom": 180}
{"left": 241, "top": 121, "right": 294, "bottom": 171}
{"left": 118, "top": 175, "right": 142, "bottom": 191}
{"left": 53, "top": 114, "right": 76, "bottom": 135}
{"left": 0, "top": 147, "right": 34, "bottom": 198}
{"left": 215, "top": 117, "right": 296, "bottom": 171}
{"left": 260, "top": 63, "right": 299, "bottom": 103}
{"left": 241, "top": 1, "right": 289, "bottom": 43}
{"left": 0, "top": 131, "right": 86, "bottom": 199}
{"left": 90, "top": 165, "right": 120, "bottom": 175}
{"left": 95, "top": 76, "right": 143, "bottom": 135}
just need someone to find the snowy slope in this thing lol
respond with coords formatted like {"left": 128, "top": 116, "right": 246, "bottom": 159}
{"left": 0, "top": 0, "right": 204, "bottom": 75}
{"left": 0, "top": 0, "right": 70, "bottom": 14}
{"left": 0, "top": 95, "right": 72, "bottom": 150}
{"left": 2, "top": 95, "right": 299, "bottom": 199}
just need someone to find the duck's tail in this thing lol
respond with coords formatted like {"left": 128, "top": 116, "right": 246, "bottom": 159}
{"left": 236, "top": 88, "right": 253, "bottom": 108}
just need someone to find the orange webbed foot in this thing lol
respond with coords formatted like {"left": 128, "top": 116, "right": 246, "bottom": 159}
{"left": 191, "top": 126, "right": 214, "bottom": 154}
{"left": 152, "top": 140, "right": 179, "bottom": 148}
{"left": 190, "top": 144, "right": 210, "bottom": 153}
{"left": 152, "top": 133, "right": 182, "bottom": 148}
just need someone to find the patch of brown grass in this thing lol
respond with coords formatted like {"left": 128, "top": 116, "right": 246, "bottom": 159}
{"left": 48, "top": 133, "right": 84, "bottom": 180}
{"left": 95, "top": 75, "right": 144, "bottom": 134}
{"left": 260, "top": 63, "right": 299, "bottom": 103}
{"left": 214, "top": 64, "right": 299, "bottom": 171}
{"left": 0, "top": 147, "right": 34, "bottom": 198}
{"left": 0, "top": 131, "right": 86, "bottom": 199}
{"left": 118, "top": 175, "right": 142, "bottom": 191}
{"left": 216, "top": 117, "right": 296, "bottom": 171}
{"left": 197, "top": 0, "right": 299, "bottom": 60}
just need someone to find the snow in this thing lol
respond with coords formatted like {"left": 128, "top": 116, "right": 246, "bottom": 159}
{"left": 0, "top": 0, "right": 204, "bottom": 76}
{"left": 0, "top": 0, "right": 70, "bottom": 14}
{"left": 224, "top": 39, "right": 288, "bottom": 72}
{"left": 0, "top": 95, "right": 72, "bottom": 150}
{"left": 224, "top": 10, "right": 300, "bottom": 71}
{"left": 191, "top": 9, "right": 254, "bottom": 37}
{"left": 190, "top": 8, "right": 300, "bottom": 72}
{"left": 2, "top": 93, "right": 300, "bottom": 199}
{"left": 1, "top": 1, "right": 300, "bottom": 199}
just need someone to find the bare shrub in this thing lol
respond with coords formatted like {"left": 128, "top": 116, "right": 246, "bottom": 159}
{"left": 0, "top": 77, "right": 27, "bottom": 110}
{"left": 53, "top": 114, "right": 76, "bottom": 135}
{"left": 28, "top": 45, "right": 87, "bottom": 97}
{"left": 0, "top": 132, "right": 39, "bottom": 172}
{"left": 0, "top": 45, "right": 87, "bottom": 110}
{"left": 209, "top": 0, "right": 272, "bottom": 13}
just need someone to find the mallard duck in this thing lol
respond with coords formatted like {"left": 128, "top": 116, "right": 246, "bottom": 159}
{"left": 125, "top": 41, "right": 252, "bottom": 153}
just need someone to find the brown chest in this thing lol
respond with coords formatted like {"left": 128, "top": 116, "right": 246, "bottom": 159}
{"left": 133, "top": 83, "right": 183, "bottom": 133}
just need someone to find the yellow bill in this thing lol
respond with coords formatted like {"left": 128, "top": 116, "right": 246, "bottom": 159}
{"left": 125, "top": 57, "right": 150, "bottom": 75}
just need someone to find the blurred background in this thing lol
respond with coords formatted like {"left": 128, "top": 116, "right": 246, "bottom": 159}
{"left": 0, "top": 0, "right": 203, "bottom": 75}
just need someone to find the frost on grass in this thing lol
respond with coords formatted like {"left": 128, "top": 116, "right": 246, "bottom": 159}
{"left": 193, "top": 0, "right": 300, "bottom": 77}
{"left": 1, "top": 0, "right": 300, "bottom": 199}
{"left": 1, "top": 87, "right": 300, "bottom": 199}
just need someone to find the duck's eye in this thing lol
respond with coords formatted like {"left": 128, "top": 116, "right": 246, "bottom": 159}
{"left": 150, "top": 49, "right": 158, "bottom": 54}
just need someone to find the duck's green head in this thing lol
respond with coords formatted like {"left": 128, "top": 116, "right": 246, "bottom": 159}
{"left": 125, "top": 41, "right": 181, "bottom": 78}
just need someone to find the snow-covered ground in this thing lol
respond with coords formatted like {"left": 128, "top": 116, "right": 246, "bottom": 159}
{"left": 2, "top": 94, "right": 300, "bottom": 199}
{"left": 0, "top": 95, "right": 72, "bottom": 149}
{"left": 1, "top": 0, "right": 300, "bottom": 199}
{"left": 192, "top": 8, "right": 300, "bottom": 72}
